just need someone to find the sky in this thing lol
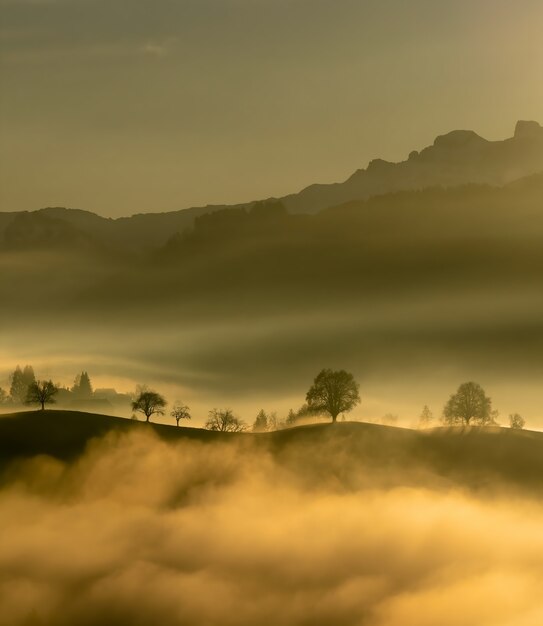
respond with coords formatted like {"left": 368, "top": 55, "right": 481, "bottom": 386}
{"left": 1, "top": 0, "right": 542, "bottom": 217}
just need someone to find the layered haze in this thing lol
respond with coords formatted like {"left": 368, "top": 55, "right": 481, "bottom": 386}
{"left": 2, "top": 169, "right": 543, "bottom": 426}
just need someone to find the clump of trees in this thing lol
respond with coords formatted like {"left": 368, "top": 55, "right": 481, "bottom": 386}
{"left": 72, "top": 371, "right": 93, "bottom": 399}
{"left": 1, "top": 366, "right": 131, "bottom": 411}
{"left": 306, "top": 369, "right": 360, "bottom": 423}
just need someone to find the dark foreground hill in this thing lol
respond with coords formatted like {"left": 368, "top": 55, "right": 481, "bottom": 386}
{"left": 1, "top": 410, "right": 542, "bottom": 494}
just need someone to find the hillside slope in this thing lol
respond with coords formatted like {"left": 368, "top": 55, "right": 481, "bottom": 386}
{"left": 1, "top": 411, "right": 542, "bottom": 494}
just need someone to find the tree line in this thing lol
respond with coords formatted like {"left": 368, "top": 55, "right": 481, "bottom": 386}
{"left": 129, "top": 371, "right": 526, "bottom": 431}
{"left": 416, "top": 381, "right": 526, "bottom": 430}
{"left": 1, "top": 366, "right": 527, "bottom": 431}
{"left": 0, "top": 366, "right": 126, "bottom": 411}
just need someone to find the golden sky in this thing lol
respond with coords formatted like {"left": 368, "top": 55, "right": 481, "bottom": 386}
{"left": 1, "top": 0, "right": 542, "bottom": 217}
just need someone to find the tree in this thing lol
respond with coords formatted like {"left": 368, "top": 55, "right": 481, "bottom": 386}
{"left": 132, "top": 390, "right": 166, "bottom": 422}
{"left": 252, "top": 409, "right": 268, "bottom": 432}
{"left": 442, "top": 382, "right": 492, "bottom": 426}
{"left": 285, "top": 408, "right": 298, "bottom": 426}
{"left": 306, "top": 369, "right": 360, "bottom": 422}
{"left": 72, "top": 371, "right": 93, "bottom": 399}
{"left": 509, "top": 413, "right": 525, "bottom": 430}
{"left": 171, "top": 403, "right": 191, "bottom": 427}
{"left": 205, "top": 408, "right": 247, "bottom": 432}
{"left": 25, "top": 380, "right": 58, "bottom": 410}
{"left": 10, "top": 365, "right": 36, "bottom": 404}
{"left": 418, "top": 405, "right": 434, "bottom": 428}
{"left": 0, "top": 387, "right": 7, "bottom": 405}
{"left": 267, "top": 411, "right": 281, "bottom": 431}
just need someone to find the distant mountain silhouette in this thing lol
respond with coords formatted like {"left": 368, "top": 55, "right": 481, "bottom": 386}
{"left": 0, "top": 121, "right": 541, "bottom": 251}
{"left": 281, "top": 120, "right": 543, "bottom": 213}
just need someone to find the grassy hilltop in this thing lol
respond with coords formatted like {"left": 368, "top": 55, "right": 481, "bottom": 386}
{"left": 1, "top": 410, "right": 542, "bottom": 494}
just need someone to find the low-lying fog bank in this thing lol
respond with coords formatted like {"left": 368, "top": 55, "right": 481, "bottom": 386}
{"left": 1, "top": 429, "right": 542, "bottom": 626}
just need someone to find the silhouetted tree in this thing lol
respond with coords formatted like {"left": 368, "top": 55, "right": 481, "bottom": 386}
{"left": 72, "top": 371, "right": 93, "bottom": 398}
{"left": 132, "top": 390, "right": 166, "bottom": 422}
{"left": 419, "top": 405, "right": 434, "bottom": 428}
{"left": 10, "top": 365, "right": 36, "bottom": 404}
{"left": 0, "top": 387, "right": 7, "bottom": 405}
{"left": 306, "top": 369, "right": 360, "bottom": 422}
{"left": 205, "top": 408, "right": 247, "bottom": 432}
{"left": 509, "top": 413, "right": 525, "bottom": 429}
{"left": 442, "top": 382, "right": 492, "bottom": 426}
{"left": 253, "top": 409, "right": 268, "bottom": 432}
{"left": 25, "top": 380, "right": 58, "bottom": 410}
{"left": 171, "top": 403, "right": 191, "bottom": 427}
{"left": 285, "top": 408, "right": 298, "bottom": 426}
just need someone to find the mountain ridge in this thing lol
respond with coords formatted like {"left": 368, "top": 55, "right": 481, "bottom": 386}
{"left": 281, "top": 120, "right": 543, "bottom": 213}
{"left": 1, "top": 120, "right": 542, "bottom": 251}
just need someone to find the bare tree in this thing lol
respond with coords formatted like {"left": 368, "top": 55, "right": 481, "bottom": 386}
{"left": 205, "top": 408, "right": 247, "bottom": 432}
{"left": 25, "top": 380, "right": 58, "bottom": 410}
{"left": 171, "top": 403, "right": 191, "bottom": 427}
{"left": 442, "top": 382, "right": 492, "bottom": 426}
{"left": 132, "top": 389, "right": 166, "bottom": 422}
{"left": 306, "top": 369, "right": 360, "bottom": 422}
{"left": 509, "top": 413, "right": 525, "bottom": 430}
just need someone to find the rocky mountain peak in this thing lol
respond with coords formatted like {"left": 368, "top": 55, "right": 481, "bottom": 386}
{"left": 514, "top": 120, "right": 543, "bottom": 139}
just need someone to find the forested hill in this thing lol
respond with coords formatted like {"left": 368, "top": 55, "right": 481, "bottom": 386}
{"left": 2, "top": 174, "right": 543, "bottom": 317}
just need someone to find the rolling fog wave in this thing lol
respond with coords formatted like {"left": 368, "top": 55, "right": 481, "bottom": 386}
{"left": 1, "top": 430, "right": 542, "bottom": 626}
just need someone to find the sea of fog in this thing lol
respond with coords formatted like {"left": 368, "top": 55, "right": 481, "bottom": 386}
{"left": 1, "top": 429, "right": 542, "bottom": 626}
